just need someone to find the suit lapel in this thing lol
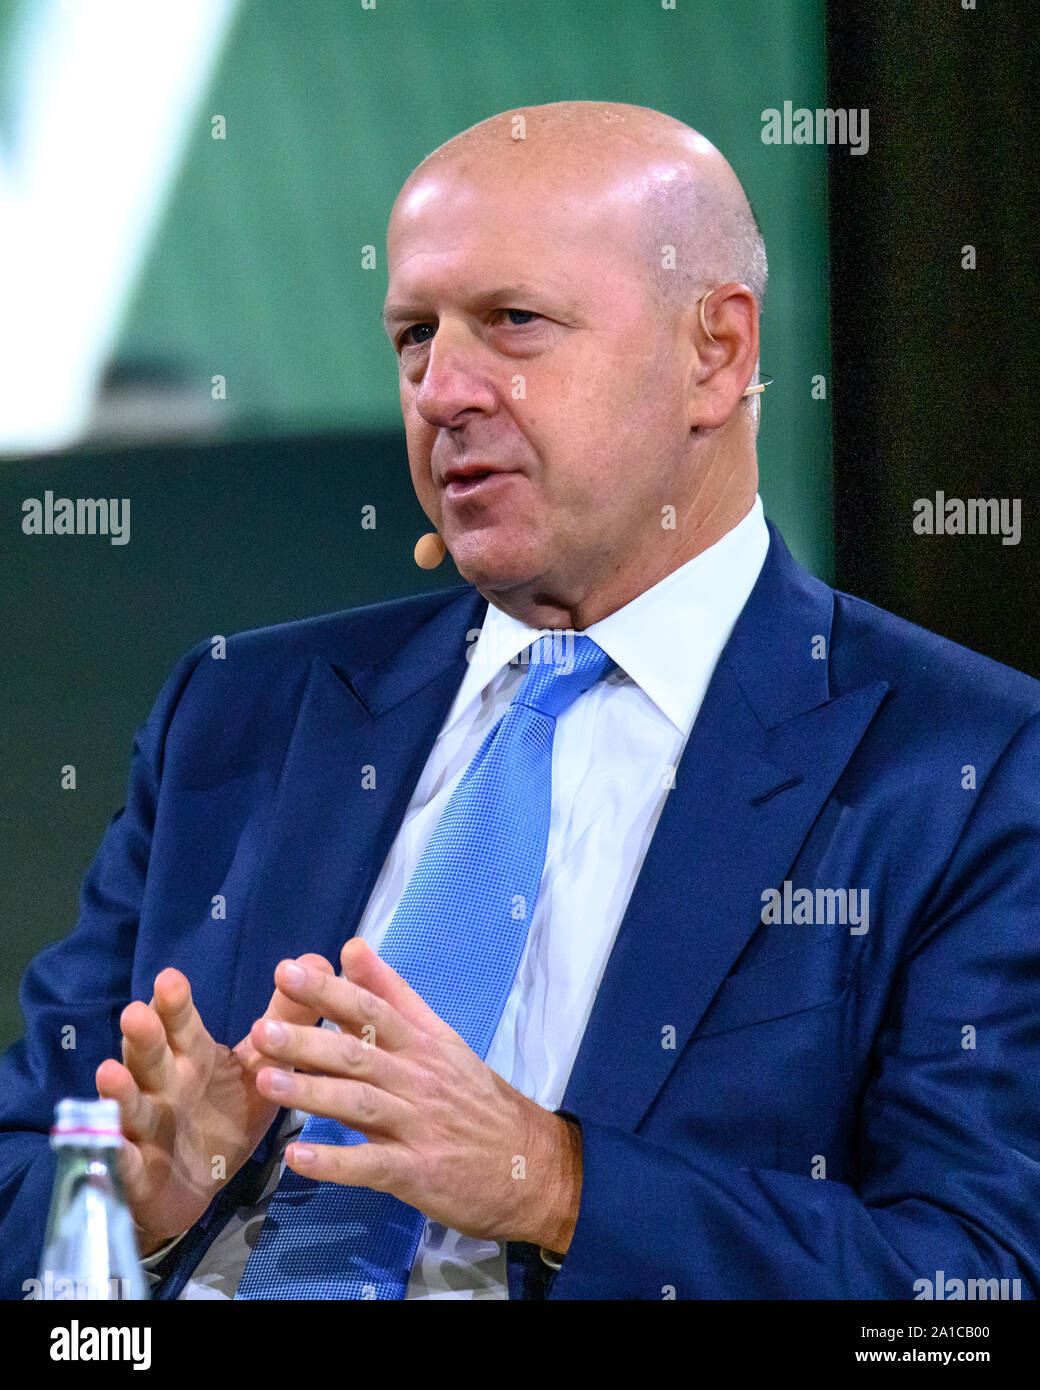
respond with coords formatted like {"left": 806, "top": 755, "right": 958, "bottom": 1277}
{"left": 222, "top": 586, "right": 487, "bottom": 1043}
{"left": 561, "top": 526, "right": 889, "bottom": 1129}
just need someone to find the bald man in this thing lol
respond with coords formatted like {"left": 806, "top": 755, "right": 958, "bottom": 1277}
{"left": 3, "top": 103, "right": 1040, "bottom": 1302}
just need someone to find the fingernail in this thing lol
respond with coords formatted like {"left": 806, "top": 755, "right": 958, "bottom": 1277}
{"left": 293, "top": 1144, "right": 315, "bottom": 1166}
{"left": 264, "top": 1020, "right": 286, "bottom": 1047}
{"left": 266, "top": 1068, "right": 293, "bottom": 1095}
{"left": 284, "top": 963, "right": 305, "bottom": 988}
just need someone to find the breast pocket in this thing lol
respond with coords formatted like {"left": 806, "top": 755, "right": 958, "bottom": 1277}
{"left": 692, "top": 931, "right": 857, "bottom": 1040}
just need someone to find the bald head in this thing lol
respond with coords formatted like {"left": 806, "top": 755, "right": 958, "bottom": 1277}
{"left": 385, "top": 102, "right": 765, "bottom": 629}
{"left": 400, "top": 101, "right": 767, "bottom": 321}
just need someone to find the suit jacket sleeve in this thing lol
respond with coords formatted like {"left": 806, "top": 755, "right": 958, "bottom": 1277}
{"left": 0, "top": 639, "right": 212, "bottom": 1300}
{"left": 548, "top": 712, "right": 1040, "bottom": 1299}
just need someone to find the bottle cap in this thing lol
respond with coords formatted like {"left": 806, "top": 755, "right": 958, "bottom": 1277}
{"left": 50, "top": 1097, "right": 123, "bottom": 1146}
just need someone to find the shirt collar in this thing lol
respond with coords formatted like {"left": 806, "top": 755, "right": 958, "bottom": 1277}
{"left": 449, "top": 495, "right": 770, "bottom": 736}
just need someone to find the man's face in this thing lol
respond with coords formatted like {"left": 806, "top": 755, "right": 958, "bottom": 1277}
{"left": 384, "top": 166, "right": 693, "bottom": 608}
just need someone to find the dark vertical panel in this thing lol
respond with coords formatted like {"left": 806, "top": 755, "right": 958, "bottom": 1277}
{"left": 827, "top": 0, "right": 1037, "bottom": 675}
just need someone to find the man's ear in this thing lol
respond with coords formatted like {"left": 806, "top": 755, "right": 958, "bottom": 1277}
{"left": 686, "top": 282, "right": 759, "bottom": 431}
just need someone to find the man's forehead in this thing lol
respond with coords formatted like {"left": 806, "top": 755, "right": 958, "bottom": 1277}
{"left": 388, "top": 158, "right": 645, "bottom": 250}
{"left": 385, "top": 175, "right": 640, "bottom": 307}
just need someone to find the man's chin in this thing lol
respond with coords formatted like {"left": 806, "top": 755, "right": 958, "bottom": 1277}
{"left": 447, "top": 532, "right": 542, "bottom": 592}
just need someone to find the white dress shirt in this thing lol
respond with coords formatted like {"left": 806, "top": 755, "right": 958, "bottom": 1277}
{"left": 163, "top": 495, "right": 769, "bottom": 1298}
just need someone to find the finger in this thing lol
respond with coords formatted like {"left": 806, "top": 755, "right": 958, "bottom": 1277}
{"left": 119, "top": 999, "right": 176, "bottom": 1095}
{"left": 339, "top": 937, "right": 447, "bottom": 1034}
{"left": 285, "top": 1137, "right": 404, "bottom": 1198}
{"left": 113, "top": 1134, "right": 149, "bottom": 1213}
{"left": 255, "top": 1067, "right": 414, "bottom": 1141}
{"left": 249, "top": 1017, "right": 406, "bottom": 1095}
{"left": 95, "top": 1057, "right": 158, "bottom": 1144}
{"left": 111, "top": 1141, "right": 177, "bottom": 1255}
{"left": 150, "top": 968, "right": 207, "bottom": 1058}
{"left": 273, "top": 958, "right": 413, "bottom": 1052}
{"left": 236, "top": 954, "right": 336, "bottom": 1069}
{"left": 264, "top": 953, "right": 336, "bottom": 1027}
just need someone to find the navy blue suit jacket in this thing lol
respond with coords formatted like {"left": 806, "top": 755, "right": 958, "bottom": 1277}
{"left": 3, "top": 522, "right": 1040, "bottom": 1300}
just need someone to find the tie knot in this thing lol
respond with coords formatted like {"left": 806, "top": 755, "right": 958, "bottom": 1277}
{"left": 512, "top": 633, "right": 614, "bottom": 721}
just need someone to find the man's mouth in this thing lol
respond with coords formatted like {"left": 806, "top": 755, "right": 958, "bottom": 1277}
{"left": 442, "top": 468, "right": 519, "bottom": 499}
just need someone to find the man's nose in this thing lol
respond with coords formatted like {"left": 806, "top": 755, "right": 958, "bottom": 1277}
{"left": 413, "top": 324, "right": 498, "bottom": 429}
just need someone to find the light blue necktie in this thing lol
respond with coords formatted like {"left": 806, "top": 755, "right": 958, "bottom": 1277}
{"left": 236, "top": 632, "right": 614, "bottom": 1299}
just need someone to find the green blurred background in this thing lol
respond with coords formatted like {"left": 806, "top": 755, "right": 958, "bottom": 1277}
{"left": 1, "top": 0, "right": 831, "bottom": 1048}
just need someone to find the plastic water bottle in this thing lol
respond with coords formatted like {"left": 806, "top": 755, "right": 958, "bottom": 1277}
{"left": 37, "top": 1098, "right": 148, "bottom": 1300}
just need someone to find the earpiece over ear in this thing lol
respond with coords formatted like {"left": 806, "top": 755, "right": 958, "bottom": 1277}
{"left": 697, "top": 291, "right": 770, "bottom": 400}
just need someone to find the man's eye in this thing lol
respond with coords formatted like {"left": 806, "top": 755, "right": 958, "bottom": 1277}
{"left": 399, "top": 323, "right": 435, "bottom": 349}
{"left": 397, "top": 309, "right": 541, "bottom": 351}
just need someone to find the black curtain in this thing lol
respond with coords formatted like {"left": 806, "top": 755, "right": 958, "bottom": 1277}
{"left": 827, "top": 0, "right": 1037, "bottom": 677}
